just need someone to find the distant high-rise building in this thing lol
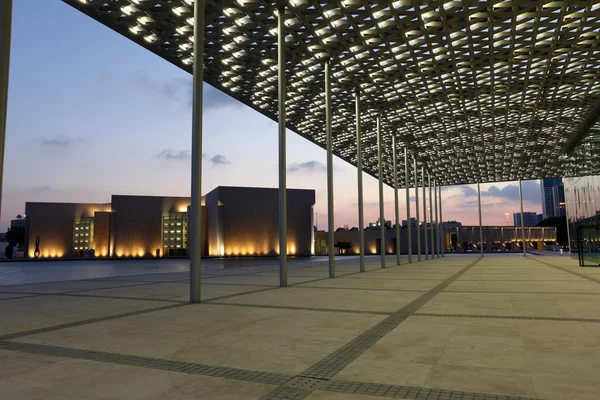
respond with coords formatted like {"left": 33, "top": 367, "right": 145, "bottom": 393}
{"left": 401, "top": 218, "right": 417, "bottom": 228}
{"left": 514, "top": 212, "right": 539, "bottom": 227}
{"left": 541, "top": 178, "right": 566, "bottom": 220}
{"left": 368, "top": 219, "right": 391, "bottom": 230}
{"left": 442, "top": 220, "right": 462, "bottom": 229}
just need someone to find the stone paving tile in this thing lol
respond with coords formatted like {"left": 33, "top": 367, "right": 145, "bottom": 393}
{"left": 294, "top": 277, "right": 442, "bottom": 291}
{"left": 259, "top": 386, "right": 312, "bottom": 400}
{"left": 298, "top": 259, "right": 481, "bottom": 381}
{"left": 420, "top": 291, "right": 600, "bottom": 319}
{"left": 77, "top": 281, "right": 275, "bottom": 302}
{"left": 207, "top": 301, "right": 394, "bottom": 316}
{"left": 0, "top": 296, "right": 182, "bottom": 339}
{"left": 306, "top": 390, "right": 395, "bottom": 399}
{"left": 0, "top": 341, "right": 293, "bottom": 385}
{"left": 530, "top": 257, "right": 600, "bottom": 285}
{"left": 0, "top": 347, "right": 277, "bottom": 400}
{"left": 445, "top": 279, "right": 600, "bottom": 293}
{"left": 4, "top": 254, "right": 600, "bottom": 399}
{"left": 13, "top": 304, "right": 385, "bottom": 375}
{"left": 0, "top": 279, "right": 168, "bottom": 294}
{"left": 217, "top": 287, "right": 425, "bottom": 313}
{"left": 199, "top": 275, "right": 320, "bottom": 286}
{"left": 0, "top": 293, "right": 40, "bottom": 301}
{"left": 319, "top": 379, "right": 535, "bottom": 400}
{"left": 414, "top": 312, "right": 600, "bottom": 323}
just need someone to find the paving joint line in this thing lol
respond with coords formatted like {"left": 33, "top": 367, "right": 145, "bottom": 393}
{"left": 290, "top": 286, "right": 427, "bottom": 293}
{"left": 0, "top": 303, "right": 188, "bottom": 341}
{"left": 414, "top": 312, "right": 600, "bottom": 323}
{"left": 201, "top": 286, "right": 282, "bottom": 302}
{"left": 530, "top": 257, "right": 600, "bottom": 285}
{"left": 0, "top": 294, "right": 44, "bottom": 301}
{"left": 47, "top": 292, "right": 188, "bottom": 304}
{"left": 442, "top": 289, "right": 600, "bottom": 295}
{"left": 204, "top": 301, "right": 394, "bottom": 316}
{"left": 0, "top": 290, "right": 187, "bottom": 304}
{"left": 0, "top": 275, "right": 186, "bottom": 288}
{"left": 201, "top": 282, "right": 278, "bottom": 287}
{"left": 201, "top": 267, "right": 381, "bottom": 303}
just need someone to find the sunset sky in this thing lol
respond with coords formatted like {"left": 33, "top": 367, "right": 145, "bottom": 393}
{"left": 2, "top": 1, "right": 542, "bottom": 230}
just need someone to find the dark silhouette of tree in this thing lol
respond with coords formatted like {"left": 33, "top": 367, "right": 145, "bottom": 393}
{"left": 6, "top": 226, "right": 25, "bottom": 247}
{"left": 334, "top": 241, "right": 354, "bottom": 255}
{"left": 537, "top": 216, "right": 568, "bottom": 245}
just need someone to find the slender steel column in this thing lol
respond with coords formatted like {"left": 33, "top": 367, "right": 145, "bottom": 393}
{"left": 434, "top": 182, "right": 439, "bottom": 258}
{"left": 325, "top": 59, "right": 335, "bottom": 278}
{"left": 439, "top": 183, "right": 444, "bottom": 256}
{"left": 0, "top": 0, "right": 12, "bottom": 256}
{"left": 518, "top": 178, "right": 526, "bottom": 256}
{"left": 422, "top": 167, "right": 428, "bottom": 260}
{"left": 356, "top": 90, "right": 365, "bottom": 272}
{"left": 429, "top": 173, "right": 434, "bottom": 259}
{"left": 404, "top": 148, "right": 412, "bottom": 263}
{"left": 541, "top": 225, "right": 545, "bottom": 248}
{"left": 393, "top": 136, "right": 401, "bottom": 265}
{"left": 377, "top": 117, "right": 386, "bottom": 268}
{"left": 478, "top": 182, "right": 484, "bottom": 257}
{"left": 190, "top": 0, "right": 205, "bottom": 303}
{"left": 414, "top": 158, "right": 421, "bottom": 261}
{"left": 278, "top": 7, "right": 288, "bottom": 285}
{"left": 564, "top": 176, "right": 571, "bottom": 253}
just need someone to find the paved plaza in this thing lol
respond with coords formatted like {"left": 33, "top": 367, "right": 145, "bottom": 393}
{"left": 0, "top": 254, "right": 599, "bottom": 399}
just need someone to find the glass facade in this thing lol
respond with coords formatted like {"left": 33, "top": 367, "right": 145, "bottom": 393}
{"left": 162, "top": 212, "right": 188, "bottom": 257}
{"left": 564, "top": 122, "right": 600, "bottom": 266}
{"left": 565, "top": 175, "right": 600, "bottom": 266}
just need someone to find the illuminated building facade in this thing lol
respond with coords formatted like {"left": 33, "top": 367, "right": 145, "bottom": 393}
{"left": 24, "top": 186, "right": 314, "bottom": 259}
{"left": 315, "top": 225, "right": 557, "bottom": 255}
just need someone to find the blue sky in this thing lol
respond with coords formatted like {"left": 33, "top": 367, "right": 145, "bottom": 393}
{"left": 2, "top": 0, "right": 541, "bottom": 230}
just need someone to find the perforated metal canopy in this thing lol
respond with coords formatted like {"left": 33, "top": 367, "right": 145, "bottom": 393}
{"left": 64, "top": 0, "right": 600, "bottom": 187}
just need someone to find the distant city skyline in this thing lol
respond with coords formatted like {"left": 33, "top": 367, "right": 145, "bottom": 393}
{"left": 3, "top": 1, "right": 541, "bottom": 231}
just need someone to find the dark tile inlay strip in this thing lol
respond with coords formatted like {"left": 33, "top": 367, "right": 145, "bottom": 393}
{"left": 0, "top": 341, "right": 293, "bottom": 385}
{"left": 320, "top": 379, "right": 536, "bottom": 400}
{"left": 258, "top": 386, "right": 311, "bottom": 399}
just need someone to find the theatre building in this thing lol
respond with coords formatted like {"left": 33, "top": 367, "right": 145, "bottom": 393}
{"left": 23, "top": 186, "right": 315, "bottom": 259}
